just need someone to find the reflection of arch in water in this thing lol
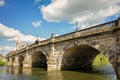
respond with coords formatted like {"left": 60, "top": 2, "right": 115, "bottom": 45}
{"left": 19, "top": 55, "right": 24, "bottom": 67}
{"left": 61, "top": 45, "right": 107, "bottom": 70}
{"left": 32, "top": 51, "right": 47, "bottom": 68}
{"left": 11, "top": 57, "right": 15, "bottom": 67}
{"left": 47, "top": 71, "right": 63, "bottom": 80}
{"left": 7, "top": 67, "right": 31, "bottom": 75}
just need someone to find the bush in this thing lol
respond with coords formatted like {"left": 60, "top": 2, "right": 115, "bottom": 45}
{"left": 0, "top": 59, "right": 8, "bottom": 66}
{"left": 93, "top": 53, "right": 109, "bottom": 66}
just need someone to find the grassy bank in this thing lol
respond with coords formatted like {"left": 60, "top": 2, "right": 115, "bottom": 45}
{"left": 0, "top": 59, "right": 7, "bottom": 66}
{"left": 93, "top": 53, "right": 109, "bottom": 66}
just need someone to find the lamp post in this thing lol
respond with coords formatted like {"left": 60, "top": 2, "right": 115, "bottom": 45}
{"left": 75, "top": 21, "right": 78, "bottom": 31}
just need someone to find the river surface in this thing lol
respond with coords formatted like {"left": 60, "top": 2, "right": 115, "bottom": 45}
{"left": 0, "top": 64, "right": 117, "bottom": 80}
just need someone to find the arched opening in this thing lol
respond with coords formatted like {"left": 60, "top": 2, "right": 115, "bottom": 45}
{"left": 19, "top": 55, "right": 24, "bottom": 67}
{"left": 32, "top": 51, "right": 47, "bottom": 68}
{"left": 61, "top": 45, "right": 117, "bottom": 79}
{"left": 61, "top": 45, "right": 100, "bottom": 70}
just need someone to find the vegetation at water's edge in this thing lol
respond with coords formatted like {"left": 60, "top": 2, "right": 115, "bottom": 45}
{"left": 0, "top": 59, "right": 8, "bottom": 66}
{"left": 93, "top": 53, "right": 109, "bottom": 66}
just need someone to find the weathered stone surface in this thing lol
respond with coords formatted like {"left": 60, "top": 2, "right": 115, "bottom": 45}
{"left": 6, "top": 17, "right": 120, "bottom": 78}
{"left": 23, "top": 64, "right": 31, "bottom": 68}
{"left": 118, "top": 56, "right": 120, "bottom": 63}
{"left": 13, "top": 63, "right": 19, "bottom": 67}
{"left": 61, "top": 45, "right": 99, "bottom": 70}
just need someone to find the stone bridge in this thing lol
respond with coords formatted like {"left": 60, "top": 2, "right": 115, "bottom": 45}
{"left": 6, "top": 17, "right": 120, "bottom": 78}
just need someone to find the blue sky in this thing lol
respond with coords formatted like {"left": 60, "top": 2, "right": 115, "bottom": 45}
{"left": 0, "top": 0, "right": 120, "bottom": 55}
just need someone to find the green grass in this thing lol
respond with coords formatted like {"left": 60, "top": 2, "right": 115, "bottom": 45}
{"left": 0, "top": 59, "right": 8, "bottom": 66}
{"left": 93, "top": 53, "right": 109, "bottom": 66}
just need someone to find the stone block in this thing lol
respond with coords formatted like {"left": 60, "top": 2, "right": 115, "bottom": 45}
{"left": 23, "top": 64, "right": 31, "bottom": 68}
{"left": 13, "top": 63, "right": 19, "bottom": 67}
{"left": 47, "top": 64, "right": 57, "bottom": 71}
{"left": 117, "top": 67, "right": 120, "bottom": 79}
{"left": 110, "top": 57, "right": 116, "bottom": 64}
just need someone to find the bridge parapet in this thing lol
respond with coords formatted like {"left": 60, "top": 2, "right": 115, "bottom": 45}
{"left": 39, "top": 39, "right": 50, "bottom": 45}
{"left": 28, "top": 17, "right": 120, "bottom": 46}
{"left": 54, "top": 19, "right": 118, "bottom": 42}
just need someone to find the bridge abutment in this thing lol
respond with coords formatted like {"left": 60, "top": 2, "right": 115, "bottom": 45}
{"left": 8, "top": 57, "right": 13, "bottom": 66}
{"left": 47, "top": 56, "right": 62, "bottom": 71}
{"left": 22, "top": 59, "right": 32, "bottom": 68}
{"left": 13, "top": 62, "right": 19, "bottom": 67}
{"left": 47, "top": 35, "right": 62, "bottom": 71}
{"left": 117, "top": 55, "right": 120, "bottom": 79}
{"left": 23, "top": 52, "right": 32, "bottom": 68}
{"left": 47, "top": 57, "right": 57, "bottom": 71}
{"left": 13, "top": 56, "right": 19, "bottom": 67}
{"left": 116, "top": 34, "right": 120, "bottom": 78}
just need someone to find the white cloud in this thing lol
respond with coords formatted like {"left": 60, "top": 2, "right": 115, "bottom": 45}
{"left": 32, "top": 20, "right": 42, "bottom": 27}
{"left": 0, "top": 46, "right": 16, "bottom": 56}
{"left": 41, "top": 0, "right": 120, "bottom": 28}
{"left": 0, "top": 0, "right": 5, "bottom": 7}
{"left": 0, "top": 23, "right": 20, "bottom": 39}
{"left": 0, "top": 23, "right": 44, "bottom": 43}
{"left": 0, "top": 23, "right": 45, "bottom": 56}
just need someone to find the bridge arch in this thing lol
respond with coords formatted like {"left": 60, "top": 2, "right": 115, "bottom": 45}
{"left": 31, "top": 51, "right": 47, "bottom": 68}
{"left": 61, "top": 44, "right": 116, "bottom": 73}
{"left": 61, "top": 45, "right": 100, "bottom": 70}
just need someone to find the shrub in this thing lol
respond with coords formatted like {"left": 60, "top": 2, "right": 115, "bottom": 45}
{"left": 0, "top": 59, "right": 8, "bottom": 66}
{"left": 93, "top": 53, "right": 109, "bottom": 66}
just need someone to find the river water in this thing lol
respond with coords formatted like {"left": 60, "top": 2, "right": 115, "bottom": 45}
{"left": 0, "top": 64, "right": 117, "bottom": 80}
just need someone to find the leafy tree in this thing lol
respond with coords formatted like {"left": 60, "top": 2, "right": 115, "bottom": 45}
{"left": 0, "top": 59, "right": 8, "bottom": 66}
{"left": 93, "top": 53, "right": 109, "bottom": 66}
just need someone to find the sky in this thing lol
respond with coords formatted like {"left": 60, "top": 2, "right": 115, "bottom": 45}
{"left": 0, "top": 0, "right": 120, "bottom": 55}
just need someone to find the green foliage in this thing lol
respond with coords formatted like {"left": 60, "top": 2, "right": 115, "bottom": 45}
{"left": 93, "top": 53, "right": 109, "bottom": 66}
{"left": 0, "top": 59, "right": 8, "bottom": 66}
